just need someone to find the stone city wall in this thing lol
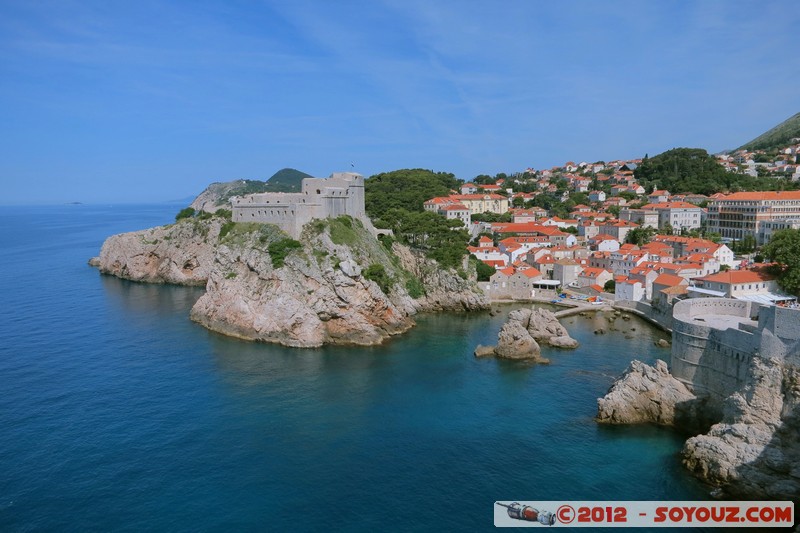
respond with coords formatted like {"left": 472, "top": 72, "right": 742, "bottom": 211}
{"left": 671, "top": 298, "right": 764, "bottom": 414}
{"left": 231, "top": 172, "right": 367, "bottom": 238}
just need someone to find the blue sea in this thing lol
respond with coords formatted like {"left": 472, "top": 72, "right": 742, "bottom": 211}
{"left": 0, "top": 204, "right": 713, "bottom": 531}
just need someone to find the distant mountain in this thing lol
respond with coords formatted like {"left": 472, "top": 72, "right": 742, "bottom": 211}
{"left": 189, "top": 168, "right": 314, "bottom": 212}
{"left": 738, "top": 112, "right": 800, "bottom": 152}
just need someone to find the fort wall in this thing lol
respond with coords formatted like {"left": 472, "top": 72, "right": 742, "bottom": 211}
{"left": 231, "top": 172, "right": 369, "bottom": 238}
{"left": 671, "top": 298, "right": 799, "bottom": 414}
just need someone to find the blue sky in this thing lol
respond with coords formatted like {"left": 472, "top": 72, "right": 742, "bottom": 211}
{"left": 1, "top": 0, "right": 798, "bottom": 204}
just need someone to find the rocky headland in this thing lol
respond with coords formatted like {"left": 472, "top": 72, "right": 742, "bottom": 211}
{"left": 596, "top": 359, "right": 707, "bottom": 430}
{"left": 597, "top": 350, "right": 800, "bottom": 500}
{"left": 91, "top": 214, "right": 488, "bottom": 348}
{"left": 474, "top": 306, "right": 578, "bottom": 361}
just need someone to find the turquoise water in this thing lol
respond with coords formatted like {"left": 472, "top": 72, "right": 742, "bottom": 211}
{"left": 0, "top": 205, "right": 712, "bottom": 531}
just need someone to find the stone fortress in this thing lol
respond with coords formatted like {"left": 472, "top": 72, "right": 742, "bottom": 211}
{"left": 231, "top": 172, "right": 373, "bottom": 239}
{"left": 671, "top": 297, "right": 800, "bottom": 414}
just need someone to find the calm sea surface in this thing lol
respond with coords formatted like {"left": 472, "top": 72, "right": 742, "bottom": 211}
{"left": 0, "top": 205, "right": 713, "bottom": 531}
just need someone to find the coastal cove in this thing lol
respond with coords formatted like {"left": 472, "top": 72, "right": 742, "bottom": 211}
{"left": 0, "top": 205, "right": 714, "bottom": 531}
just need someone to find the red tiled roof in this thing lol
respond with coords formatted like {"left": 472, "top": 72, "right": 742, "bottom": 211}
{"left": 580, "top": 267, "right": 610, "bottom": 278}
{"left": 698, "top": 270, "right": 774, "bottom": 284}
{"left": 641, "top": 202, "right": 701, "bottom": 209}
{"left": 481, "top": 259, "right": 505, "bottom": 268}
{"left": 715, "top": 191, "right": 800, "bottom": 201}
{"left": 653, "top": 273, "right": 686, "bottom": 287}
{"left": 520, "top": 268, "right": 543, "bottom": 278}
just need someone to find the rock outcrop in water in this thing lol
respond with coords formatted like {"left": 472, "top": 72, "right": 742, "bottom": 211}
{"left": 681, "top": 356, "right": 800, "bottom": 499}
{"left": 494, "top": 319, "right": 543, "bottom": 360}
{"left": 596, "top": 359, "right": 700, "bottom": 427}
{"left": 597, "top": 349, "right": 800, "bottom": 499}
{"left": 474, "top": 306, "right": 577, "bottom": 361}
{"left": 519, "top": 307, "right": 579, "bottom": 348}
{"left": 91, "top": 215, "right": 488, "bottom": 348}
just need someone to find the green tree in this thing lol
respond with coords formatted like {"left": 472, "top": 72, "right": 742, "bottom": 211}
{"left": 365, "top": 169, "right": 460, "bottom": 216}
{"left": 633, "top": 147, "right": 799, "bottom": 195}
{"left": 474, "top": 259, "right": 496, "bottom": 281}
{"left": 625, "top": 226, "right": 656, "bottom": 246}
{"left": 267, "top": 238, "right": 303, "bottom": 268}
{"left": 175, "top": 207, "right": 196, "bottom": 221}
{"left": 473, "top": 174, "right": 495, "bottom": 185}
{"left": 374, "top": 208, "right": 469, "bottom": 269}
{"left": 471, "top": 212, "right": 512, "bottom": 223}
{"left": 363, "top": 263, "right": 393, "bottom": 293}
{"left": 603, "top": 279, "right": 615, "bottom": 293}
{"left": 762, "top": 229, "right": 800, "bottom": 296}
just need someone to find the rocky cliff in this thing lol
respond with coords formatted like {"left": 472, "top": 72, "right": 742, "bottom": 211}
{"left": 682, "top": 356, "right": 800, "bottom": 499}
{"left": 92, "top": 215, "right": 488, "bottom": 348}
{"left": 597, "top": 355, "right": 800, "bottom": 500}
{"left": 596, "top": 359, "right": 703, "bottom": 428}
{"left": 390, "top": 242, "right": 488, "bottom": 313}
{"left": 90, "top": 216, "right": 223, "bottom": 286}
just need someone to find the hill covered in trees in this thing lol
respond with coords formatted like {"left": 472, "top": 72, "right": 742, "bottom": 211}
{"left": 739, "top": 112, "right": 800, "bottom": 152}
{"left": 633, "top": 148, "right": 797, "bottom": 195}
{"left": 365, "top": 169, "right": 467, "bottom": 269}
{"left": 263, "top": 168, "right": 315, "bottom": 192}
{"left": 365, "top": 168, "right": 460, "bottom": 215}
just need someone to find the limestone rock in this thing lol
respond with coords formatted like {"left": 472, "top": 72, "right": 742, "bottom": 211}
{"left": 494, "top": 320, "right": 541, "bottom": 359}
{"left": 681, "top": 357, "right": 800, "bottom": 499}
{"left": 523, "top": 307, "right": 579, "bottom": 348}
{"left": 390, "top": 243, "right": 489, "bottom": 312}
{"left": 549, "top": 335, "right": 580, "bottom": 349}
{"left": 190, "top": 227, "right": 415, "bottom": 348}
{"left": 596, "top": 359, "right": 698, "bottom": 426}
{"left": 474, "top": 306, "right": 573, "bottom": 362}
{"left": 92, "top": 208, "right": 488, "bottom": 349}
{"left": 474, "top": 344, "right": 496, "bottom": 358}
{"left": 338, "top": 259, "right": 361, "bottom": 278}
{"left": 92, "top": 218, "right": 222, "bottom": 286}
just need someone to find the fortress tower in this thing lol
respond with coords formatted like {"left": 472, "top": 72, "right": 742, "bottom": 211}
{"left": 231, "top": 172, "right": 370, "bottom": 238}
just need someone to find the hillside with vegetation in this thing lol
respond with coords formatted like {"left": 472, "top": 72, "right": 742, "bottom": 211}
{"left": 189, "top": 168, "right": 313, "bottom": 212}
{"left": 263, "top": 168, "right": 314, "bottom": 192}
{"left": 365, "top": 169, "right": 469, "bottom": 270}
{"left": 633, "top": 148, "right": 797, "bottom": 195}
{"left": 739, "top": 112, "right": 800, "bottom": 152}
{"left": 365, "top": 168, "right": 460, "bottom": 214}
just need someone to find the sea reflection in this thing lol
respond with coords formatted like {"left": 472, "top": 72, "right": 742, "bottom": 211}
{"left": 100, "top": 274, "right": 205, "bottom": 317}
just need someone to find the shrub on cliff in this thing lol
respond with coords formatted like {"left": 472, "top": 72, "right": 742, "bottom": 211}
{"left": 268, "top": 238, "right": 303, "bottom": 268}
{"left": 363, "top": 263, "right": 393, "bottom": 293}
{"left": 175, "top": 207, "right": 196, "bottom": 221}
{"left": 329, "top": 216, "right": 359, "bottom": 246}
